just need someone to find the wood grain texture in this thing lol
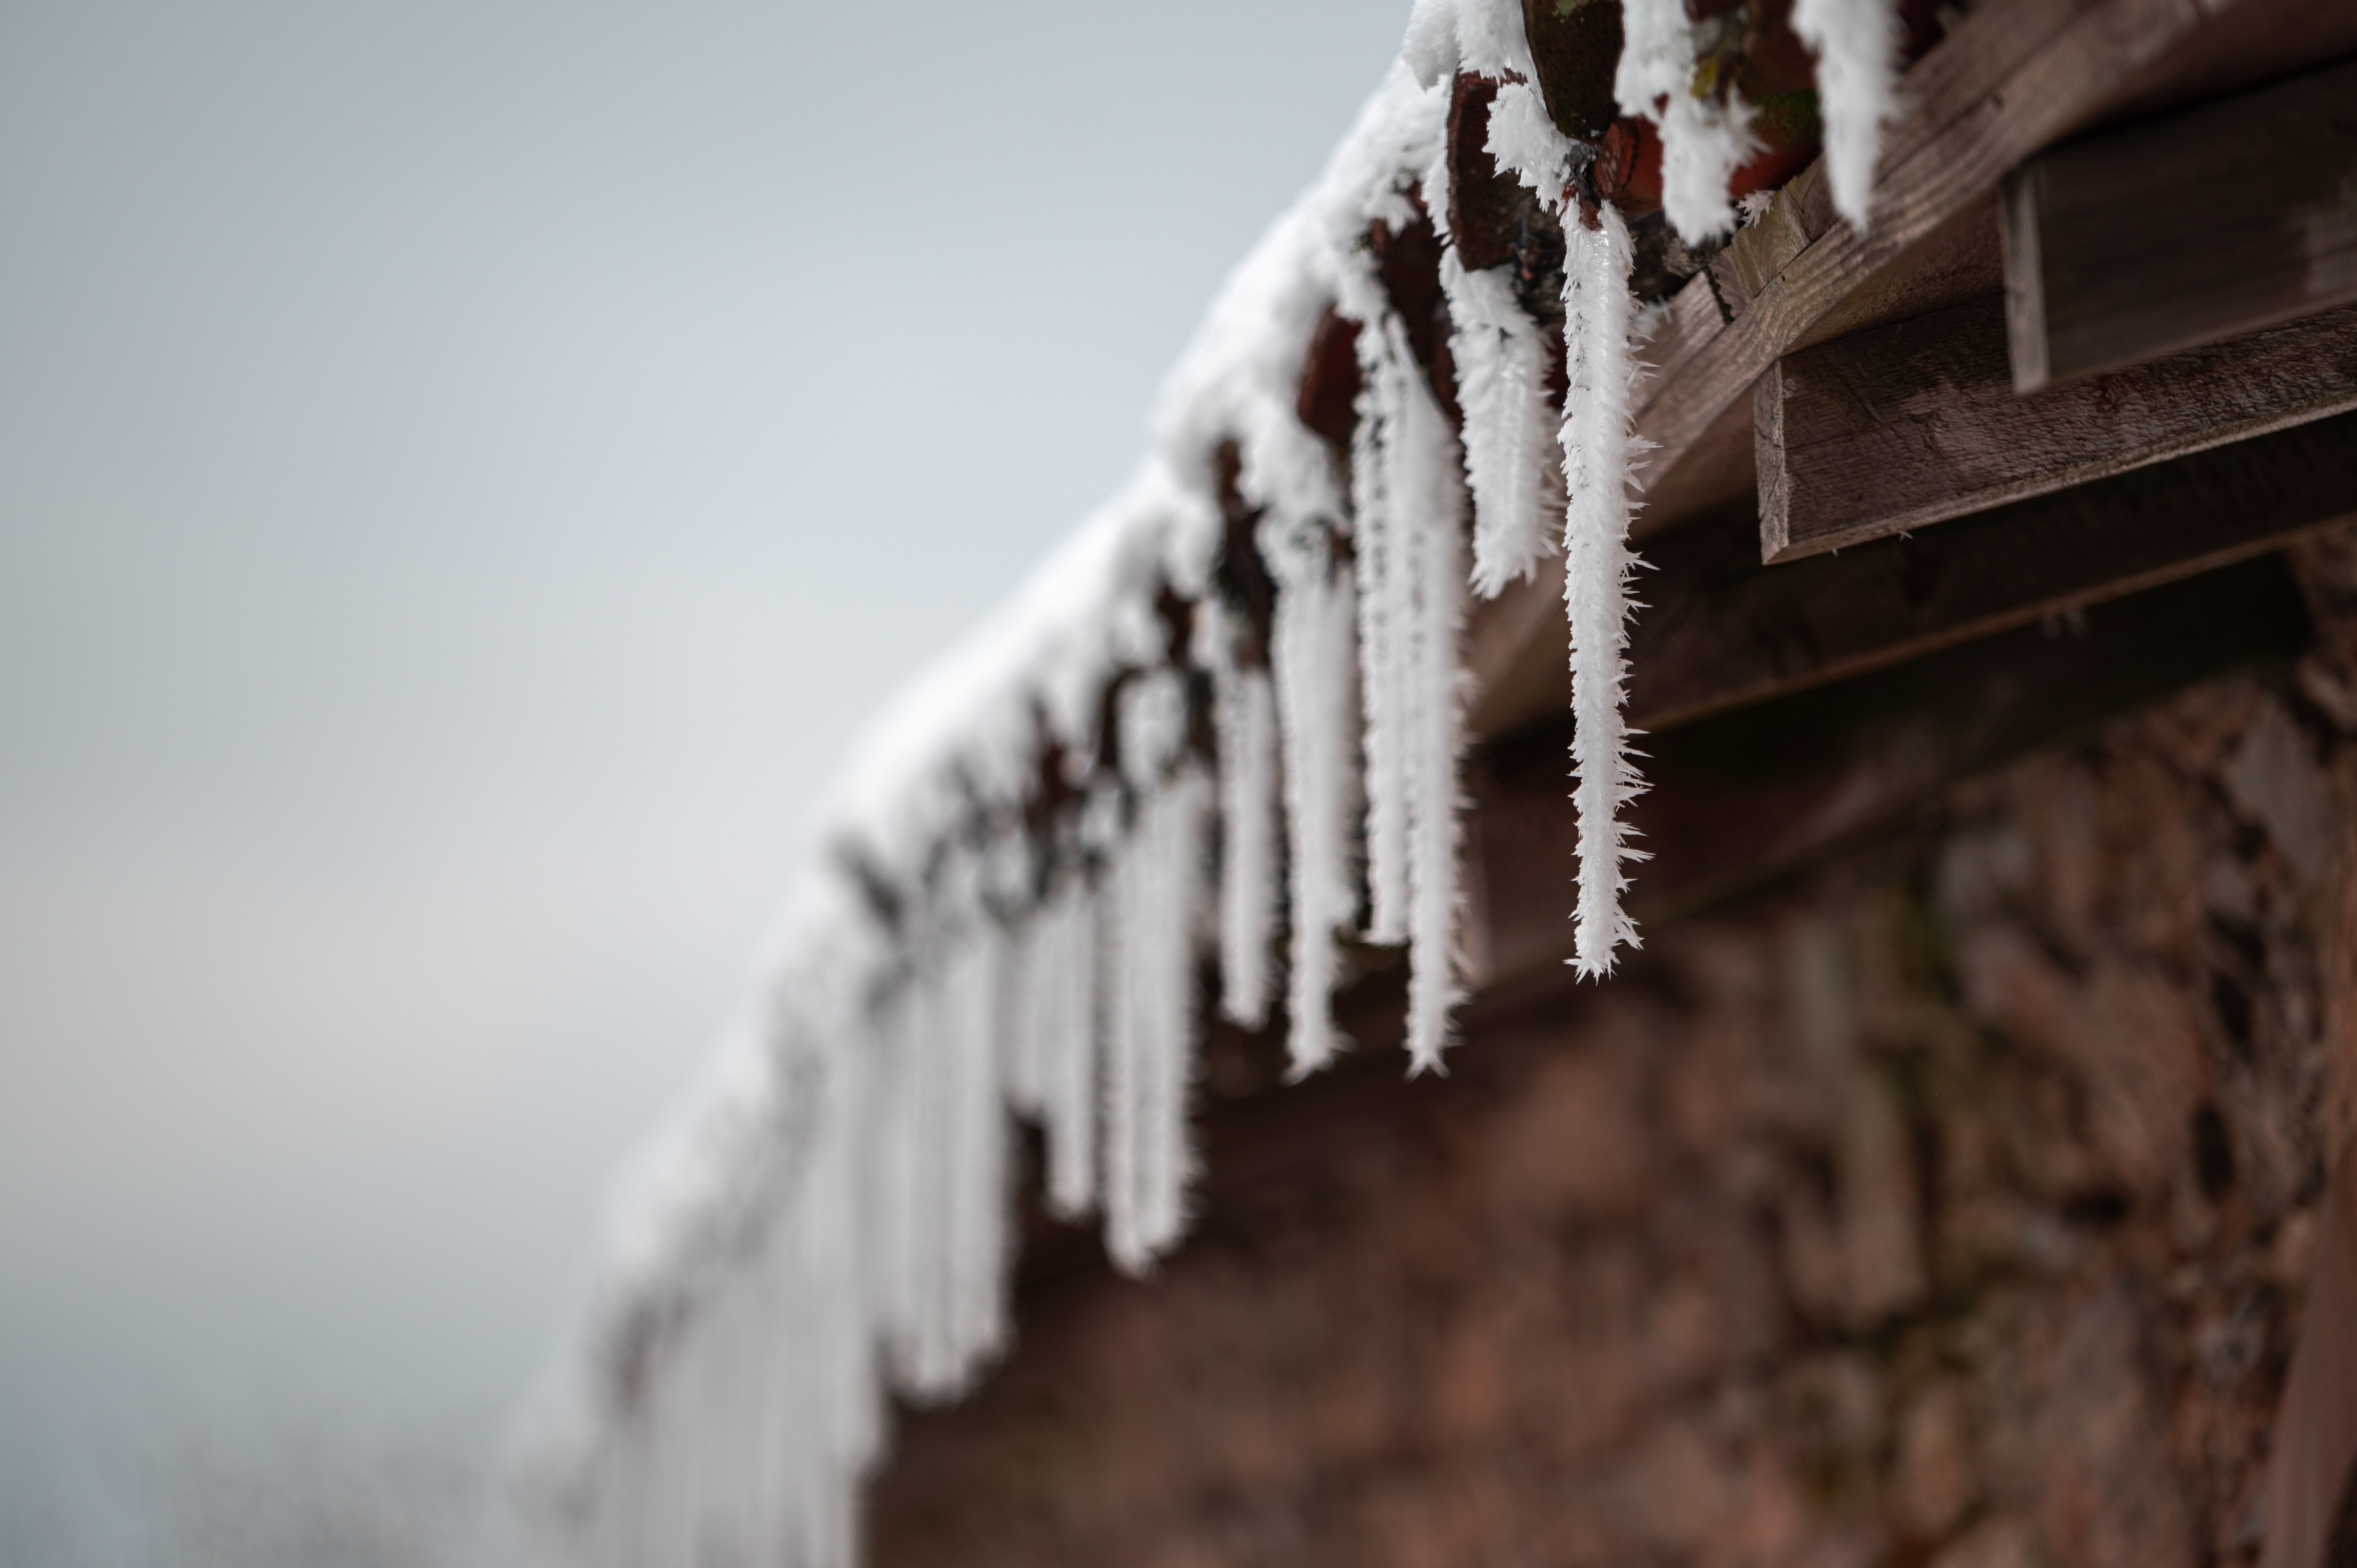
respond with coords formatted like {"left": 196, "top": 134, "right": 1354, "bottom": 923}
{"left": 1637, "top": 411, "right": 2357, "bottom": 731}
{"left": 2004, "top": 54, "right": 2357, "bottom": 393}
{"left": 1760, "top": 295, "right": 2357, "bottom": 561}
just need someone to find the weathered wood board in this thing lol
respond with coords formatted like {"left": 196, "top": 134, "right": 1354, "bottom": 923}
{"left": 1473, "top": 411, "right": 2357, "bottom": 744}
{"left": 1758, "top": 296, "right": 2357, "bottom": 561}
{"left": 2003, "top": 54, "right": 2357, "bottom": 393}
{"left": 1635, "top": 410, "right": 2357, "bottom": 731}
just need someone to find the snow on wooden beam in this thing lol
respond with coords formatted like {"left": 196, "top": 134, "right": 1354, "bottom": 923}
{"left": 1757, "top": 295, "right": 2357, "bottom": 563}
{"left": 1625, "top": 0, "right": 2244, "bottom": 529}
{"left": 2002, "top": 55, "right": 2357, "bottom": 395}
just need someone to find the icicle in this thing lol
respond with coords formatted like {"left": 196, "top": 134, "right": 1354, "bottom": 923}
{"left": 1353, "top": 306, "right": 1472, "bottom": 1069}
{"left": 1616, "top": 0, "right": 1760, "bottom": 242}
{"left": 1349, "top": 330, "right": 1412, "bottom": 945}
{"left": 1199, "top": 598, "right": 1281, "bottom": 1030}
{"left": 991, "top": 828, "right": 1044, "bottom": 1118}
{"left": 1264, "top": 525, "right": 1360, "bottom": 1077}
{"left": 1025, "top": 867, "right": 1100, "bottom": 1218}
{"left": 1393, "top": 359, "right": 1471, "bottom": 1073}
{"left": 941, "top": 921, "right": 1011, "bottom": 1374}
{"left": 1559, "top": 202, "right": 1651, "bottom": 978}
{"left": 1102, "top": 763, "right": 1211, "bottom": 1274}
{"left": 1102, "top": 670, "right": 1209, "bottom": 1274}
{"left": 1443, "top": 249, "right": 1559, "bottom": 598}
{"left": 1791, "top": 0, "right": 1901, "bottom": 229}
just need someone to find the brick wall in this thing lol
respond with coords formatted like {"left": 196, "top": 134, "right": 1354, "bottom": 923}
{"left": 866, "top": 542, "right": 2357, "bottom": 1568}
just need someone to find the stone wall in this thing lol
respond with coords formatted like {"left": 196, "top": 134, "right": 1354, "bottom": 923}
{"left": 865, "top": 543, "right": 2357, "bottom": 1568}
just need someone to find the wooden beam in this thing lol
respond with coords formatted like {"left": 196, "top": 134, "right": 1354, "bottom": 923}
{"left": 1470, "top": 410, "right": 2357, "bottom": 745}
{"left": 1636, "top": 411, "right": 2357, "bottom": 729}
{"left": 1464, "top": 0, "right": 2297, "bottom": 738}
{"left": 2003, "top": 55, "right": 2357, "bottom": 394}
{"left": 1468, "top": 554, "right": 2314, "bottom": 988}
{"left": 1758, "top": 295, "right": 2357, "bottom": 562}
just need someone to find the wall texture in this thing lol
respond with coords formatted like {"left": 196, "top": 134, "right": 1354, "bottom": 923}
{"left": 865, "top": 540, "right": 2357, "bottom": 1568}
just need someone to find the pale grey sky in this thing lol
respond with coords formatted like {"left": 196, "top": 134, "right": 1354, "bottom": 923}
{"left": 0, "top": 0, "right": 1405, "bottom": 1556}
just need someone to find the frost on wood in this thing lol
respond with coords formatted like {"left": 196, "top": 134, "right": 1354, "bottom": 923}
{"left": 1616, "top": 0, "right": 1760, "bottom": 242}
{"left": 1560, "top": 203, "right": 1650, "bottom": 978}
{"left": 1792, "top": 0, "right": 1902, "bottom": 228}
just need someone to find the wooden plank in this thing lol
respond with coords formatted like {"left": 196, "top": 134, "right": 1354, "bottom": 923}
{"left": 1759, "top": 296, "right": 2357, "bottom": 562}
{"left": 1629, "top": 0, "right": 2210, "bottom": 503}
{"left": 2003, "top": 55, "right": 2357, "bottom": 393}
{"left": 1468, "top": 555, "right": 2313, "bottom": 987}
{"left": 1636, "top": 412, "right": 2357, "bottom": 730}
{"left": 1466, "top": 0, "right": 2339, "bottom": 738}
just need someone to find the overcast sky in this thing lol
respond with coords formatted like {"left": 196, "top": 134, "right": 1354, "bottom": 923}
{"left": 0, "top": 0, "right": 1405, "bottom": 1556}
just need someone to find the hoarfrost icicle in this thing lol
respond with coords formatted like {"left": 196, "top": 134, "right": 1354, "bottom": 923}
{"left": 1349, "top": 327, "right": 1413, "bottom": 945}
{"left": 1264, "top": 525, "right": 1360, "bottom": 1077}
{"left": 1388, "top": 337, "right": 1473, "bottom": 1074}
{"left": 941, "top": 919, "right": 1011, "bottom": 1372}
{"left": 1200, "top": 599, "right": 1281, "bottom": 1030}
{"left": 1443, "top": 249, "right": 1559, "bottom": 598}
{"left": 1792, "top": 0, "right": 1901, "bottom": 229}
{"left": 1348, "top": 306, "right": 1472, "bottom": 1067}
{"left": 1559, "top": 203, "right": 1651, "bottom": 978}
{"left": 1103, "top": 671, "right": 1210, "bottom": 1273}
{"left": 1617, "top": 0, "right": 1760, "bottom": 242}
{"left": 1023, "top": 869, "right": 1100, "bottom": 1218}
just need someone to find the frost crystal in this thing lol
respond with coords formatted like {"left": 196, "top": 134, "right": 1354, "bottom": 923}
{"left": 1559, "top": 203, "right": 1651, "bottom": 977}
{"left": 1616, "top": 0, "right": 1761, "bottom": 242}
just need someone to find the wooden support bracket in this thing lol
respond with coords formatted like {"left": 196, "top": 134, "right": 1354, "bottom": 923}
{"left": 1758, "top": 295, "right": 2357, "bottom": 562}
{"left": 2003, "top": 54, "right": 2357, "bottom": 394}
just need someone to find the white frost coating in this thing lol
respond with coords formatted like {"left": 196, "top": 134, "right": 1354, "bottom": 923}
{"left": 1102, "top": 762, "right": 1212, "bottom": 1275}
{"left": 1263, "top": 523, "right": 1361, "bottom": 1077}
{"left": 1560, "top": 204, "right": 1651, "bottom": 978}
{"left": 1395, "top": 358, "right": 1472, "bottom": 1072}
{"left": 1348, "top": 317, "right": 1413, "bottom": 946}
{"left": 1349, "top": 310, "right": 1473, "bottom": 1063}
{"left": 1617, "top": 0, "right": 1760, "bottom": 242}
{"left": 1200, "top": 599, "right": 1281, "bottom": 1029}
{"left": 1405, "top": 0, "right": 1540, "bottom": 85}
{"left": 940, "top": 918, "right": 1012, "bottom": 1380}
{"left": 1027, "top": 871, "right": 1101, "bottom": 1218}
{"left": 1792, "top": 0, "right": 1901, "bottom": 228}
{"left": 1444, "top": 250, "right": 1560, "bottom": 597}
